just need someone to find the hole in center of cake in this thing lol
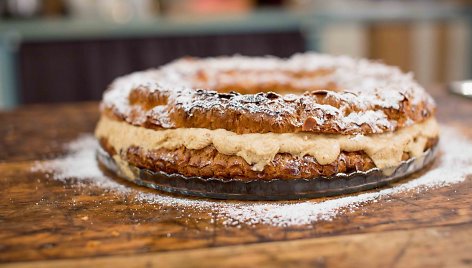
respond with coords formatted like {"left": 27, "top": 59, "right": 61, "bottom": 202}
{"left": 195, "top": 68, "right": 340, "bottom": 95}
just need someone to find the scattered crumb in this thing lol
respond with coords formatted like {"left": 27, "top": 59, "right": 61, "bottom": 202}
{"left": 111, "top": 231, "right": 120, "bottom": 237}
{"left": 86, "top": 241, "right": 101, "bottom": 248}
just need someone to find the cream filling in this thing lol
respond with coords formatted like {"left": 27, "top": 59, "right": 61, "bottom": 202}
{"left": 95, "top": 116, "right": 439, "bottom": 172}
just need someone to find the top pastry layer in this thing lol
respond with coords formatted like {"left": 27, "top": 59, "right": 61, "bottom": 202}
{"left": 101, "top": 53, "right": 436, "bottom": 135}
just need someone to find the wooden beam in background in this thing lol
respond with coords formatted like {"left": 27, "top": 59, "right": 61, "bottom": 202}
{"left": 368, "top": 23, "right": 412, "bottom": 73}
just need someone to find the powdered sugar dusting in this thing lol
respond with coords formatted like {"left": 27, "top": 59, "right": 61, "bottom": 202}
{"left": 32, "top": 134, "right": 131, "bottom": 194}
{"left": 32, "top": 126, "right": 472, "bottom": 227}
{"left": 101, "top": 53, "right": 434, "bottom": 135}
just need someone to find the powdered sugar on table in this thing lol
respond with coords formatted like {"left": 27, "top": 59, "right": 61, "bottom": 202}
{"left": 32, "top": 125, "right": 472, "bottom": 227}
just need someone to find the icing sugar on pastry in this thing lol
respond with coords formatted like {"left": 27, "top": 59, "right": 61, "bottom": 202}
{"left": 102, "top": 53, "right": 435, "bottom": 136}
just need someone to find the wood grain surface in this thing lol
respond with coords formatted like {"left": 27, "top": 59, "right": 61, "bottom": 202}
{"left": 0, "top": 87, "right": 471, "bottom": 267}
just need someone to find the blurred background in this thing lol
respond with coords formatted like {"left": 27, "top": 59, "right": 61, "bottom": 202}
{"left": 0, "top": 0, "right": 470, "bottom": 109}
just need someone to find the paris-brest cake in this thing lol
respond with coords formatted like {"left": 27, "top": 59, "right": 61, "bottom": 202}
{"left": 95, "top": 53, "right": 439, "bottom": 199}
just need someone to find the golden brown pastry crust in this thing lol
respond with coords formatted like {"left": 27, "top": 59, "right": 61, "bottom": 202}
{"left": 115, "top": 87, "right": 434, "bottom": 135}
{"left": 101, "top": 54, "right": 436, "bottom": 135}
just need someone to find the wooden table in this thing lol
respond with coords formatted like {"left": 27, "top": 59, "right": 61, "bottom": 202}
{"left": 0, "top": 87, "right": 471, "bottom": 268}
